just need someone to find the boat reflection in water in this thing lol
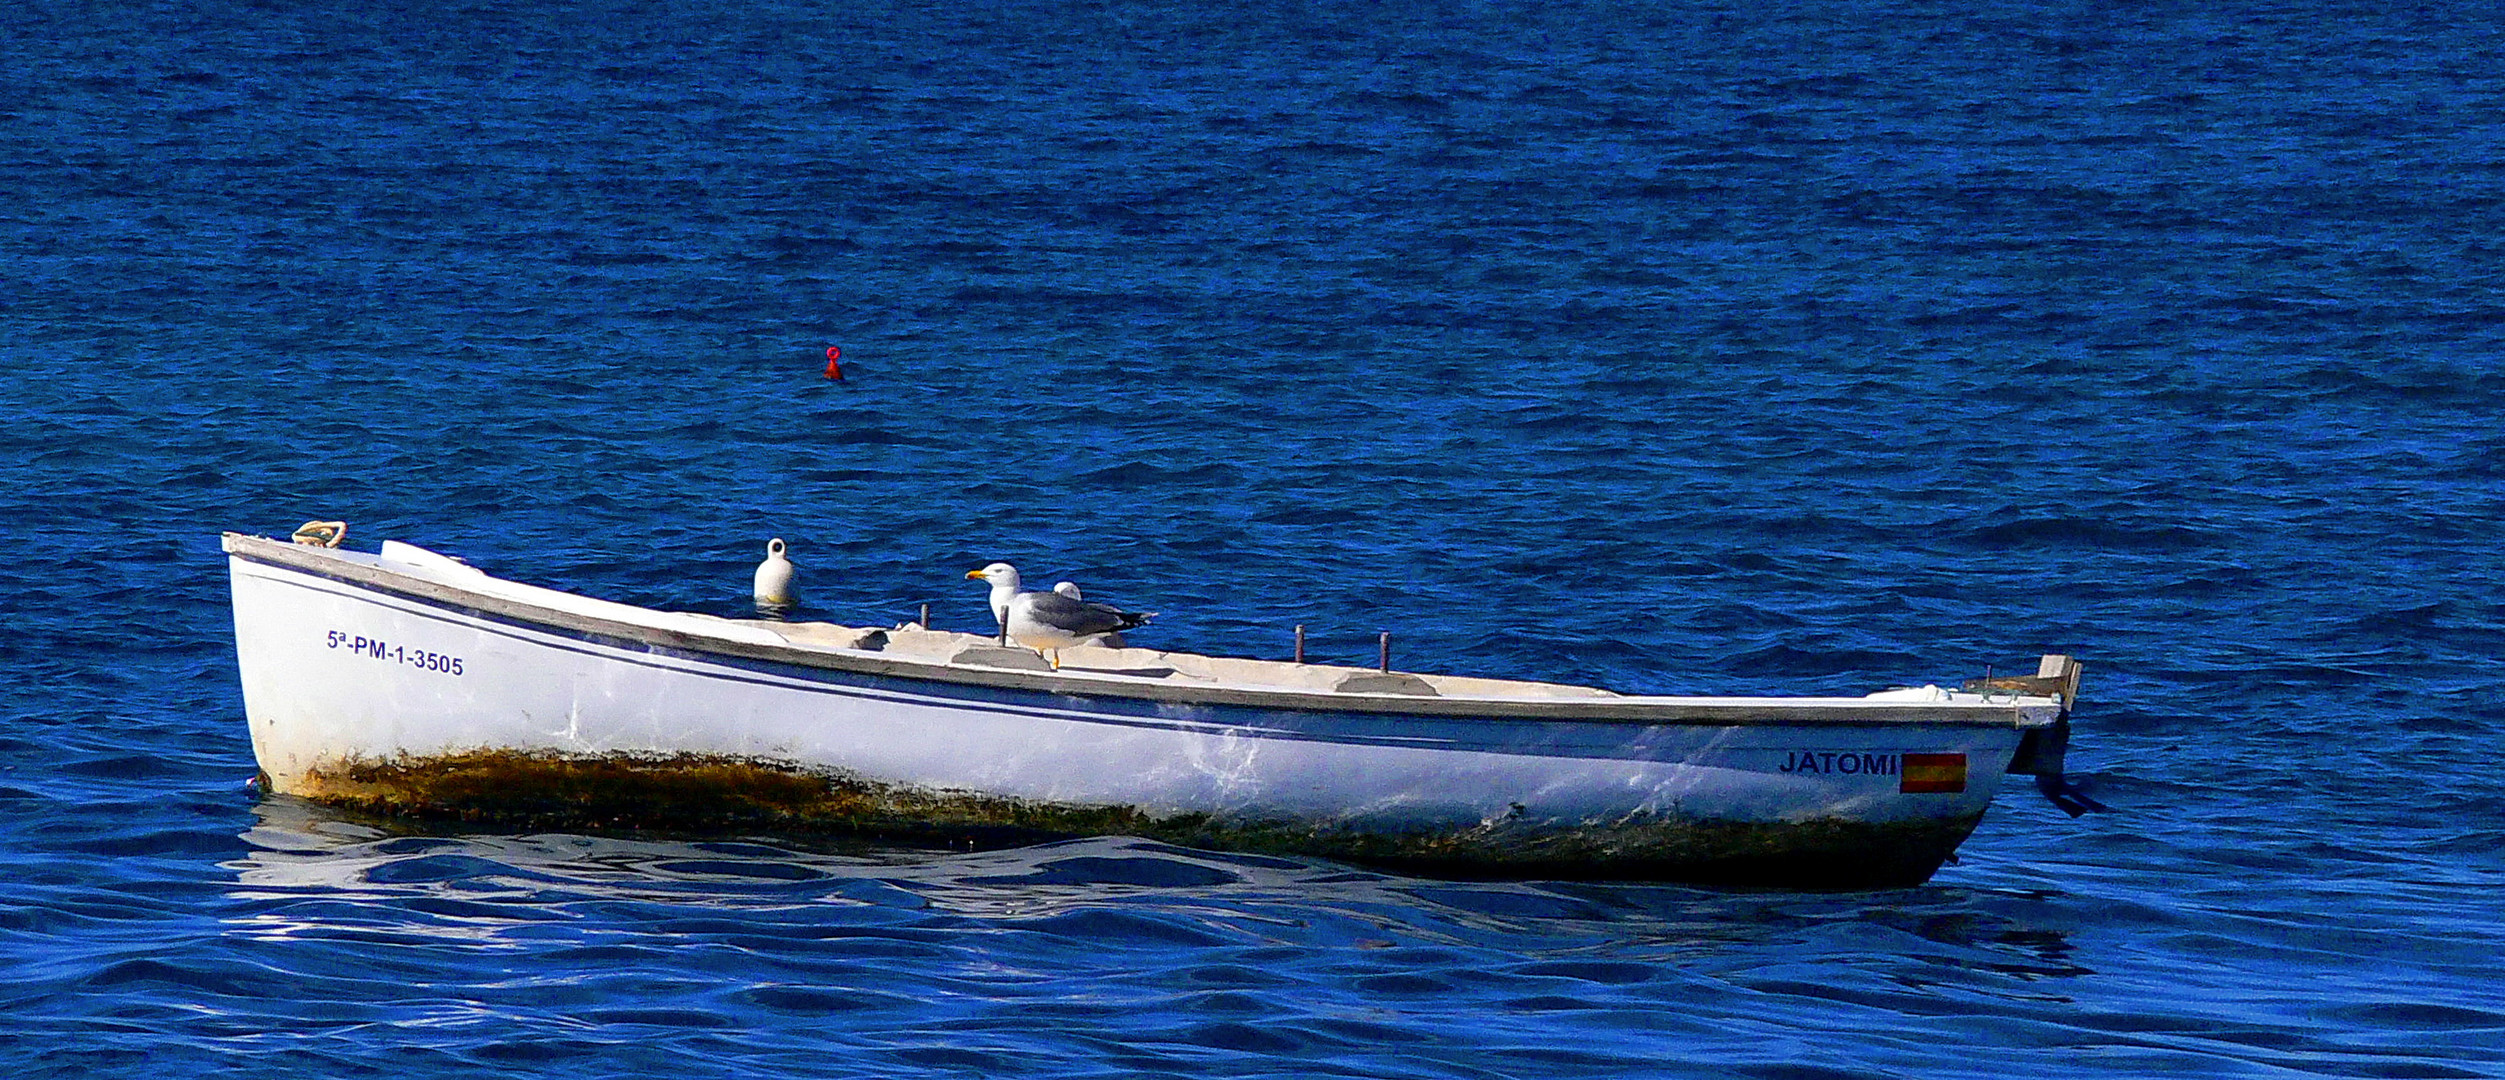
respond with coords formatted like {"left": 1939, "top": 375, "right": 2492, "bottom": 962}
{"left": 221, "top": 797, "right": 2093, "bottom": 988}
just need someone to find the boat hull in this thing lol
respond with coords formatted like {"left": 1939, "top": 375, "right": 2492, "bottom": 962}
{"left": 226, "top": 536, "right": 2055, "bottom": 888}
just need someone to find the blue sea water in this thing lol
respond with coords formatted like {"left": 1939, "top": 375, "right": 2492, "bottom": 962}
{"left": 6, "top": 0, "right": 2504, "bottom": 1075}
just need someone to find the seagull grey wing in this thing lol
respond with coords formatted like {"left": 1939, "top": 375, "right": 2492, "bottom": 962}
{"left": 1024, "top": 591, "right": 1138, "bottom": 636}
{"left": 1078, "top": 598, "right": 1155, "bottom": 633}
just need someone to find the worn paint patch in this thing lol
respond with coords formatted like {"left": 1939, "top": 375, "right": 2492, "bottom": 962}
{"left": 295, "top": 750, "right": 1984, "bottom": 889}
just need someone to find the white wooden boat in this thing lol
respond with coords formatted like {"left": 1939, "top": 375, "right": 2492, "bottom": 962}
{"left": 223, "top": 530, "right": 2089, "bottom": 888}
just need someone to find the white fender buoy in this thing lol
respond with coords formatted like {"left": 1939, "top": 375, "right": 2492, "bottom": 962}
{"left": 754, "top": 538, "right": 796, "bottom": 610}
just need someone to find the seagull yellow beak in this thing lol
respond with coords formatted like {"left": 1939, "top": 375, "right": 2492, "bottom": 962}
{"left": 965, "top": 569, "right": 987, "bottom": 580}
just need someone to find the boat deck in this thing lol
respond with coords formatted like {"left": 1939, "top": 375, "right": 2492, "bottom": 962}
{"left": 750, "top": 619, "right": 1625, "bottom": 701}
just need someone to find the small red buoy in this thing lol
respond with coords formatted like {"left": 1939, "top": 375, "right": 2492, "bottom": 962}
{"left": 823, "top": 346, "right": 844, "bottom": 381}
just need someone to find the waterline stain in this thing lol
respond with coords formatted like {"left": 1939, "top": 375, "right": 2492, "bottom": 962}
{"left": 298, "top": 750, "right": 1982, "bottom": 888}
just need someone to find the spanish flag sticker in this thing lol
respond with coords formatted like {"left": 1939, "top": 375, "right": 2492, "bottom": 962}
{"left": 1900, "top": 752, "right": 1968, "bottom": 794}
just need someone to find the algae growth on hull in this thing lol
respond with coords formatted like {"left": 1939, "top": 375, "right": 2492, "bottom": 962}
{"left": 285, "top": 750, "right": 1982, "bottom": 889}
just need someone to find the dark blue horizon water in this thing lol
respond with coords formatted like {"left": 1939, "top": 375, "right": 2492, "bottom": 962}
{"left": 7, "top": 0, "right": 2504, "bottom": 1076}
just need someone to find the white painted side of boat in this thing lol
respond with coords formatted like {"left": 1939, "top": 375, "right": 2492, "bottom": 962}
{"left": 228, "top": 540, "right": 2048, "bottom": 832}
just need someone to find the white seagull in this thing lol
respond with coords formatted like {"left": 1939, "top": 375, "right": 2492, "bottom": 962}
{"left": 753, "top": 538, "right": 796, "bottom": 610}
{"left": 964, "top": 562, "right": 1153, "bottom": 667}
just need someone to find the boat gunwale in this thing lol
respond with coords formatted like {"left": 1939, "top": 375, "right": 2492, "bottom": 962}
{"left": 224, "top": 532, "right": 2060, "bottom": 729}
